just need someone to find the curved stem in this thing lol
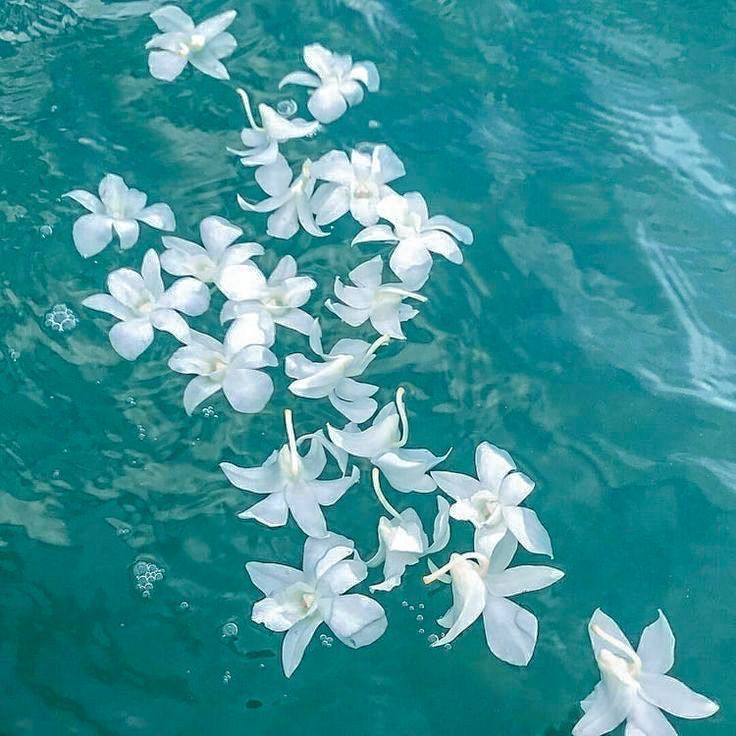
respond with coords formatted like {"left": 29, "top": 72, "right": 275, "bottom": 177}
{"left": 384, "top": 287, "right": 428, "bottom": 303}
{"left": 423, "top": 552, "right": 489, "bottom": 584}
{"left": 395, "top": 387, "right": 409, "bottom": 447}
{"left": 371, "top": 467, "right": 400, "bottom": 519}
{"left": 283, "top": 409, "right": 300, "bottom": 477}
{"left": 236, "top": 88, "right": 259, "bottom": 131}
{"left": 365, "top": 333, "right": 390, "bottom": 360}
{"left": 590, "top": 624, "right": 642, "bottom": 671}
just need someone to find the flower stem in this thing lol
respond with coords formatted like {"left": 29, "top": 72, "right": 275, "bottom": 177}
{"left": 395, "top": 387, "right": 409, "bottom": 447}
{"left": 422, "top": 552, "right": 489, "bottom": 584}
{"left": 590, "top": 624, "right": 642, "bottom": 671}
{"left": 365, "top": 333, "right": 390, "bottom": 360}
{"left": 283, "top": 409, "right": 300, "bottom": 477}
{"left": 371, "top": 467, "right": 400, "bottom": 518}
{"left": 236, "top": 88, "right": 259, "bottom": 130}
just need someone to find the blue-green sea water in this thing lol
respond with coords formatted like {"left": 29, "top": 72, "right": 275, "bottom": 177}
{"left": 1, "top": 0, "right": 734, "bottom": 733}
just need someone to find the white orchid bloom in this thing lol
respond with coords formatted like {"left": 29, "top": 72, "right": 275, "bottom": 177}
{"left": 64, "top": 174, "right": 175, "bottom": 258}
{"left": 353, "top": 192, "right": 474, "bottom": 285}
{"left": 246, "top": 533, "right": 387, "bottom": 677}
{"left": 285, "top": 321, "right": 388, "bottom": 423}
{"left": 573, "top": 609, "right": 719, "bottom": 736}
{"left": 221, "top": 409, "right": 359, "bottom": 537}
{"left": 327, "top": 387, "right": 450, "bottom": 492}
{"left": 160, "top": 215, "right": 263, "bottom": 289}
{"left": 432, "top": 442, "right": 552, "bottom": 561}
{"left": 83, "top": 249, "right": 209, "bottom": 361}
{"left": 218, "top": 255, "right": 316, "bottom": 337}
{"left": 237, "top": 156, "right": 327, "bottom": 240}
{"left": 279, "top": 43, "right": 380, "bottom": 124}
{"left": 326, "top": 256, "right": 427, "bottom": 340}
{"left": 423, "top": 542, "right": 563, "bottom": 666}
{"left": 311, "top": 145, "right": 405, "bottom": 227}
{"left": 167, "top": 313, "right": 276, "bottom": 415}
{"left": 366, "top": 468, "right": 450, "bottom": 592}
{"left": 227, "top": 88, "right": 320, "bottom": 168}
{"left": 146, "top": 6, "right": 237, "bottom": 82}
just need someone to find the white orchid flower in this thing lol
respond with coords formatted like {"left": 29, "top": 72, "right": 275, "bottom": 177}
{"left": 64, "top": 174, "right": 175, "bottom": 258}
{"left": 326, "top": 256, "right": 427, "bottom": 340}
{"left": 353, "top": 192, "right": 473, "bottom": 285}
{"left": 237, "top": 156, "right": 327, "bottom": 240}
{"left": 221, "top": 409, "right": 359, "bottom": 538}
{"left": 167, "top": 313, "right": 276, "bottom": 415}
{"left": 423, "top": 542, "right": 563, "bottom": 666}
{"left": 246, "top": 533, "right": 387, "bottom": 677}
{"left": 432, "top": 441, "right": 552, "bottom": 561}
{"left": 146, "top": 6, "right": 237, "bottom": 82}
{"left": 160, "top": 215, "right": 263, "bottom": 288}
{"left": 218, "top": 255, "right": 316, "bottom": 336}
{"left": 327, "top": 387, "right": 450, "bottom": 492}
{"left": 366, "top": 468, "right": 450, "bottom": 592}
{"left": 311, "top": 145, "right": 405, "bottom": 227}
{"left": 285, "top": 321, "right": 388, "bottom": 423}
{"left": 227, "top": 88, "right": 320, "bottom": 168}
{"left": 83, "top": 249, "right": 209, "bottom": 361}
{"left": 573, "top": 609, "right": 719, "bottom": 736}
{"left": 279, "top": 43, "right": 380, "bottom": 124}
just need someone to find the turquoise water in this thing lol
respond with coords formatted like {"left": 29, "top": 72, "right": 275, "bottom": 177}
{"left": 1, "top": 0, "right": 734, "bottom": 733}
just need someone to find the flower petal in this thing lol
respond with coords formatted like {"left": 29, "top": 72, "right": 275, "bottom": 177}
{"left": 159, "top": 278, "right": 210, "bottom": 315}
{"left": 138, "top": 202, "right": 176, "bottom": 230}
{"left": 72, "top": 214, "right": 113, "bottom": 257}
{"left": 588, "top": 609, "right": 634, "bottom": 661}
{"left": 303, "top": 534, "right": 355, "bottom": 580}
{"left": 426, "top": 497, "right": 452, "bottom": 554}
{"left": 486, "top": 565, "right": 564, "bottom": 598}
{"left": 572, "top": 682, "right": 635, "bottom": 736}
{"left": 109, "top": 318, "right": 154, "bottom": 361}
{"left": 239, "top": 492, "right": 290, "bottom": 527}
{"left": 196, "top": 10, "right": 236, "bottom": 41}
{"left": 389, "top": 240, "right": 432, "bottom": 284}
{"left": 502, "top": 506, "right": 553, "bottom": 557}
{"left": 350, "top": 60, "right": 380, "bottom": 91}
{"left": 313, "top": 183, "right": 351, "bottom": 225}
{"left": 475, "top": 441, "right": 516, "bottom": 491}
{"left": 279, "top": 70, "right": 321, "bottom": 88}
{"left": 636, "top": 610, "right": 675, "bottom": 675}
{"left": 199, "top": 215, "right": 242, "bottom": 259}
{"left": 112, "top": 219, "right": 140, "bottom": 250}
{"left": 255, "top": 155, "right": 293, "bottom": 197}
{"left": 267, "top": 201, "right": 299, "bottom": 240}
{"left": 431, "top": 471, "right": 481, "bottom": 501}
{"left": 433, "top": 555, "right": 486, "bottom": 646}
{"left": 148, "top": 50, "right": 188, "bottom": 81}
{"left": 82, "top": 294, "right": 133, "bottom": 321}
{"left": 308, "top": 85, "right": 348, "bottom": 124}
{"left": 427, "top": 214, "right": 474, "bottom": 244}
{"left": 150, "top": 5, "right": 194, "bottom": 32}
{"left": 352, "top": 224, "right": 396, "bottom": 246}
{"left": 222, "top": 368, "right": 273, "bottom": 413}
{"left": 312, "top": 150, "right": 353, "bottom": 184}
{"left": 181, "top": 375, "right": 220, "bottom": 415}
{"left": 245, "top": 561, "right": 303, "bottom": 597}
{"left": 63, "top": 189, "right": 103, "bottom": 214}
{"left": 189, "top": 49, "right": 230, "bottom": 80}
{"left": 639, "top": 673, "right": 719, "bottom": 719}
{"left": 625, "top": 699, "right": 677, "bottom": 736}
{"left": 282, "top": 614, "right": 322, "bottom": 678}
{"left": 482, "top": 596, "right": 538, "bottom": 666}
{"left": 221, "top": 453, "right": 281, "bottom": 493}
{"left": 499, "top": 471, "right": 535, "bottom": 506}
{"left": 321, "top": 594, "right": 387, "bottom": 648}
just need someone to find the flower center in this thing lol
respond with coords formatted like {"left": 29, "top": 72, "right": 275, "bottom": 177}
{"left": 189, "top": 33, "right": 206, "bottom": 51}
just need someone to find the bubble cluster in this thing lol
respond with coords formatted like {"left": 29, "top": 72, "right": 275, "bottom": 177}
{"left": 44, "top": 303, "right": 78, "bottom": 333}
{"left": 222, "top": 622, "right": 239, "bottom": 638}
{"left": 223, "top": 670, "right": 232, "bottom": 684}
{"left": 133, "top": 560, "right": 164, "bottom": 598}
{"left": 126, "top": 396, "right": 137, "bottom": 406}
{"left": 202, "top": 405, "right": 218, "bottom": 418}
{"left": 319, "top": 633, "right": 334, "bottom": 648}
{"left": 276, "top": 99, "right": 298, "bottom": 117}
{"left": 136, "top": 424, "right": 147, "bottom": 440}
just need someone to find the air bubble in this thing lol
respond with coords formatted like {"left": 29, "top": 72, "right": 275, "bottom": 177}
{"left": 132, "top": 559, "right": 164, "bottom": 598}
{"left": 40, "top": 224, "right": 53, "bottom": 238}
{"left": 409, "top": 605, "right": 415, "bottom": 611}
{"left": 179, "top": 601, "right": 189, "bottom": 610}
{"left": 202, "top": 405, "right": 218, "bottom": 418}
{"left": 401, "top": 600, "right": 409, "bottom": 607}
{"left": 276, "top": 99, "right": 298, "bottom": 117}
{"left": 418, "top": 603, "right": 425, "bottom": 609}
{"left": 416, "top": 614, "right": 423, "bottom": 622}
{"left": 223, "top": 670, "right": 232, "bottom": 684}
{"left": 44, "top": 303, "right": 78, "bottom": 333}
{"left": 443, "top": 644, "right": 452, "bottom": 651}
{"left": 222, "top": 622, "right": 239, "bottom": 638}
{"left": 418, "top": 628, "right": 425, "bottom": 634}
{"left": 427, "top": 634, "right": 439, "bottom": 644}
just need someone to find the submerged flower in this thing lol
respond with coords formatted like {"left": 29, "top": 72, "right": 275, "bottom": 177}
{"left": 246, "top": 533, "right": 387, "bottom": 677}
{"left": 83, "top": 249, "right": 209, "bottom": 360}
{"left": 160, "top": 215, "right": 263, "bottom": 288}
{"left": 64, "top": 174, "right": 175, "bottom": 258}
{"left": 221, "top": 409, "right": 359, "bottom": 537}
{"left": 327, "top": 387, "right": 450, "bottom": 492}
{"left": 285, "top": 321, "right": 388, "bottom": 423}
{"left": 168, "top": 313, "right": 276, "bottom": 414}
{"left": 367, "top": 468, "right": 450, "bottom": 592}
{"left": 146, "top": 5, "right": 237, "bottom": 82}
{"left": 326, "top": 255, "right": 427, "bottom": 340}
{"left": 311, "top": 145, "right": 405, "bottom": 227}
{"left": 219, "top": 255, "right": 316, "bottom": 336}
{"left": 353, "top": 192, "right": 473, "bottom": 284}
{"left": 573, "top": 609, "right": 719, "bottom": 736}
{"left": 237, "top": 156, "right": 327, "bottom": 240}
{"left": 227, "top": 88, "right": 320, "bottom": 168}
{"left": 279, "top": 43, "right": 380, "bottom": 124}
{"left": 432, "top": 442, "right": 552, "bottom": 560}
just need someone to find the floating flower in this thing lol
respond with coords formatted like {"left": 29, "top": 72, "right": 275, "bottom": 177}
{"left": 278, "top": 43, "right": 380, "bottom": 124}
{"left": 227, "top": 88, "right": 320, "bottom": 168}
{"left": 83, "top": 249, "right": 209, "bottom": 360}
{"left": 219, "top": 255, "right": 316, "bottom": 336}
{"left": 327, "top": 387, "right": 450, "bottom": 492}
{"left": 311, "top": 145, "right": 405, "bottom": 227}
{"left": 160, "top": 215, "right": 263, "bottom": 288}
{"left": 573, "top": 609, "right": 719, "bottom": 736}
{"left": 285, "top": 321, "right": 388, "bottom": 422}
{"left": 168, "top": 313, "right": 277, "bottom": 414}
{"left": 352, "top": 192, "right": 473, "bottom": 284}
{"left": 146, "top": 6, "right": 237, "bottom": 82}
{"left": 367, "top": 468, "right": 450, "bottom": 592}
{"left": 432, "top": 442, "right": 552, "bottom": 560}
{"left": 221, "top": 409, "right": 359, "bottom": 537}
{"left": 237, "top": 156, "right": 327, "bottom": 240}
{"left": 64, "top": 174, "right": 175, "bottom": 258}
{"left": 325, "top": 256, "right": 427, "bottom": 340}
{"left": 246, "top": 533, "right": 387, "bottom": 677}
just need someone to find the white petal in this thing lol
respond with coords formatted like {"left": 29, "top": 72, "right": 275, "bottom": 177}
{"left": 482, "top": 596, "right": 538, "bottom": 666}
{"left": 308, "top": 85, "right": 348, "bottom": 124}
{"left": 572, "top": 682, "right": 636, "bottom": 736}
{"left": 196, "top": 10, "right": 236, "bottom": 41}
{"left": 377, "top": 448, "right": 444, "bottom": 493}
{"left": 296, "top": 196, "right": 328, "bottom": 237}
{"left": 189, "top": 49, "right": 229, "bottom": 80}
{"left": 626, "top": 699, "right": 677, "bottom": 736}
{"left": 317, "top": 558, "right": 367, "bottom": 596}
{"left": 475, "top": 441, "right": 516, "bottom": 491}
{"left": 421, "top": 230, "right": 463, "bottom": 263}
{"left": 312, "top": 150, "right": 353, "bottom": 184}
{"left": 107, "top": 268, "right": 146, "bottom": 309}
{"left": 330, "top": 393, "right": 377, "bottom": 424}
{"left": 321, "top": 594, "right": 387, "bottom": 648}
{"left": 159, "top": 278, "right": 210, "bottom": 315}
{"left": 350, "top": 60, "right": 380, "bottom": 91}
{"left": 282, "top": 615, "right": 322, "bottom": 678}
{"left": 267, "top": 201, "right": 299, "bottom": 240}
{"left": 499, "top": 471, "right": 535, "bottom": 506}
{"left": 372, "top": 144, "right": 405, "bottom": 184}
{"left": 255, "top": 155, "right": 293, "bottom": 197}
{"left": 112, "top": 219, "right": 140, "bottom": 250}
{"left": 433, "top": 555, "right": 486, "bottom": 646}
{"left": 427, "top": 214, "right": 474, "bottom": 244}
{"left": 138, "top": 202, "right": 176, "bottom": 230}
{"left": 639, "top": 673, "right": 719, "bottom": 719}
{"left": 239, "top": 493, "right": 290, "bottom": 527}
{"left": 313, "top": 183, "right": 351, "bottom": 225}
{"left": 431, "top": 471, "right": 481, "bottom": 501}
{"left": 246, "top": 561, "right": 303, "bottom": 596}
{"left": 221, "top": 454, "right": 281, "bottom": 493}
{"left": 636, "top": 610, "right": 675, "bottom": 675}
{"left": 426, "top": 497, "right": 452, "bottom": 554}
{"left": 303, "top": 43, "right": 335, "bottom": 78}
{"left": 276, "top": 309, "right": 315, "bottom": 336}
{"left": 284, "top": 485, "right": 327, "bottom": 538}
{"left": 199, "top": 215, "right": 242, "bottom": 259}
{"left": 502, "top": 506, "right": 553, "bottom": 557}
{"left": 225, "top": 313, "right": 275, "bottom": 353}
{"left": 389, "top": 240, "right": 432, "bottom": 284}
{"left": 303, "top": 534, "right": 355, "bottom": 580}
{"left": 486, "top": 565, "right": 564, "bottom": 598}
{"left": 349, "top": 255, "right": 384, "bottom": 288}
{"left": 150, "top": 6, "right": 194, "bottom": 32}
{"left": 352, "top": 224, "right": 396, "bottom": 246}
{"left": 148, "top": 50, "right": 188, "bottom": 81}
{"left": 141, "top": 248, "right": 164, "bottom": 297}
{"left": 217, "top": 263, "right": 267, "bottom": 301}
{"left": 72, "top": 214, "right": 113, "bottom": 257}
{"left": 222, "top": 369, "right": 273, "bottom": 413}
{"left": 98, "top": 174, "right": 129, "bottom": 210}
{"left": 304, "top": 469, "right": 358, "bottom": 506}
{"left": 259, "top": 104, "right": 320, "bottom": 141}
{"left": 588, "top": 609, "right": 635, "bottom": 662}
{"left": 63, "top": 189, "right": 103, "bottom": 213}
{"left": 279, "top": 70, "right": 321, "bottom": 88}
{"left": 339, "top": 79, "right": 364, "bottom": 107}
{"left": 150, "top": 309, "right": 190, "bottom": 342}
{"left": 109, "top": 318, "right": 154, "bottom": 360}
{"left": 182, "top": 375, "right": 220, "bottom": 415}
{"left": 82, "top": 294, "right": 133, "bottom": 321}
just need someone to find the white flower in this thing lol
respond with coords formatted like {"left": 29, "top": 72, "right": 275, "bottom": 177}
{"left": 64, "top": 174, "right": 175, "bottom": 258}
{"left": 219, "top": 255, "right": 316, "bottom": 336}
{"left": 423, "top": 544, "right": 563, "bottom": 666}
{"left": 353, "top": 192, "right": 473, "bottom": 284}
{"left": 327, "top": 387, "right": 450, "bottom": 492}
{"left": 432, "top": 442, "right": 552, "bottom": 561}
{"left": 285, "top": 321, "right": 388, "bottom": 423}
{"left": 325, "top": 255, "right": 427, "bottom": 340}
{"left": 160, "top": 215, "right": 263, "bottom": 288}
{"left": 246, "top": 533, "right": 387, "bottom": 677}
{"left": 227, "top": 88, "right": 320, "bottom": 168}
{"left": 278, "top": 43, "right": 380, "bottom": 124}
{"left": 573, "top": 609, "right": 719, "bottom": 736}
{"left": 366, "top": 468, "right": 450, "bottom": 592}
{"left": 83, "top": 249, "right": 209, "bottom": 361}
{"left": 237, "top": 156, "right": 327, "bottom": 240}
{"left": 221, "top": 409, "right": 359, "bottom": 538}
{"left": 146, "top": 5, "right": 237, "bottom": 82}
{"left": 167, "top": 313, "right": 276, "bottom": 415}
{"left": 311, "top": 145, "right": 405, "bottom": 227}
